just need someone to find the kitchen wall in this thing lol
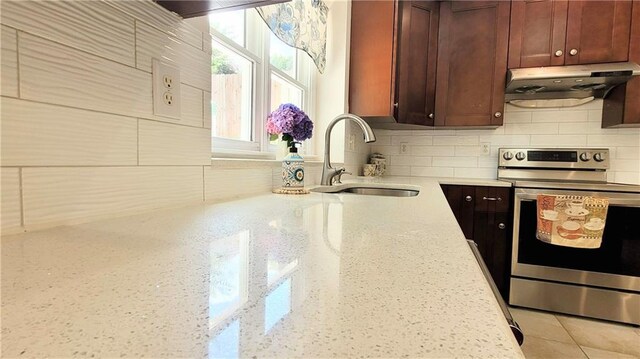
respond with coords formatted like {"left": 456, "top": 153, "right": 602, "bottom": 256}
{"left": 368, "top": 100, "right": 640, "bottom": 185}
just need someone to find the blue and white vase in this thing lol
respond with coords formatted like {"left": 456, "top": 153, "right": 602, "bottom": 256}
{"left": 282, "top": 145, "right": 304, "bottom": 189}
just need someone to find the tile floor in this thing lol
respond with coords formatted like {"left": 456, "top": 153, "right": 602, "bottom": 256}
{"left": 510, "top": 307, "right": 640, "bottom": 359}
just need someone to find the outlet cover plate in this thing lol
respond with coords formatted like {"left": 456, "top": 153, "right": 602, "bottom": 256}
{"left": 152, "top": 58, "right": 181, "bottom": 119}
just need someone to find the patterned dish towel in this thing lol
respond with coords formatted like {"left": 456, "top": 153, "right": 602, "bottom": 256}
{"left": 536, "top": 194, "right": 609, "bottom": 249}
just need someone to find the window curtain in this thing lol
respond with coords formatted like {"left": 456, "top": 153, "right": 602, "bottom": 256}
{"left": 256, "top": 0, "right": 329, "bottom": 74}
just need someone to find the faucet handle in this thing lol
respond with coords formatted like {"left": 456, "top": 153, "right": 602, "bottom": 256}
{"left": 334, "top": 168, "right": 352, "bottom": 184}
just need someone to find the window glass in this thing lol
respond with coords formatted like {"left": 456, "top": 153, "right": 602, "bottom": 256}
{"left": 270, "top": 73, "right": 303, "bottom": 111}
{"left": 269, "top": 33, "right": 297, "bottom": 78}
{"left": 209, "top": 11, "right": 245, "bottom": 46}
{"left": 211, "top": 40, "right": 253, "bottom": 142}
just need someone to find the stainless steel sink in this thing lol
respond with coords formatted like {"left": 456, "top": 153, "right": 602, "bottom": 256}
{"left": 311, "top": 184, "right": 419, "bottom": 197}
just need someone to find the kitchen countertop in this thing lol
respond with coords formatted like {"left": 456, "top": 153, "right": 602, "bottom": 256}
{"left": 1, "top": 178, "right": 524, "bottom": 358}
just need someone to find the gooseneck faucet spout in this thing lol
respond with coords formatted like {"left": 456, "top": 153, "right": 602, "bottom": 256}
{"left": 321, "top": 114, "right": 376, "bottom": 186}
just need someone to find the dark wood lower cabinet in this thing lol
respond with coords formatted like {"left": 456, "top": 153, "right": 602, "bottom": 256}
{"left": 441, "top": 184, "right": 513, "bottom": 300}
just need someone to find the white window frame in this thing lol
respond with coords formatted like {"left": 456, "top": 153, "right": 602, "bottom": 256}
{"left": 209, "top": 10, "right": 316, "bottom": 159}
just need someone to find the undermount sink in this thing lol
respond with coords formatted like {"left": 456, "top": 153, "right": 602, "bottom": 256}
{"left": 310, "top": 184, "right": 420, "bottom": 197}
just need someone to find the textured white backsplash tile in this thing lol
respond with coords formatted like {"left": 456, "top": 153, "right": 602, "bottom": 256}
{"left": 1, "top": 168, "right": 21, "bottom": 230}
{"left": 1, "top": 98, "right": 138, "bottom": 166}
{"left": 138, "top": 120, "right": 211, "bottom": 165}
{"left": 1, "top": 26, "right": 18, "bottom": 97}
{"left": 369, "top": 101, "right": 640, "bottom": 185}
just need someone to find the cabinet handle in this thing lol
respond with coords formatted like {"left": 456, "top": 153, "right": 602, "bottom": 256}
{"left": 483, "top": 196, "right": 502, "bottom": 201}
{"left": 570, "top": 48, "right": 578, "bottom": 56}
{"left": 498, "top": 223, "right": 506, "bottom": 230}
{"left": 494, "top": 112, "right": 502, "bottom": 118}
{"left": 465, "top": 195, "right": 472, "bottom": 202}
{"left": 428, "top": 113, "right": 434, "bottom": 119}
{"left": 393, "top": 102, "right": 399, "bottom": 108}
{"left": 554, "top": 50, "right": 563, "bottom": 57}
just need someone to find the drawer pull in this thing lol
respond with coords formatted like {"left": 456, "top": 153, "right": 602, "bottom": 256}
{"left": 483, "top": 196, "right": 502, "bottom": 201}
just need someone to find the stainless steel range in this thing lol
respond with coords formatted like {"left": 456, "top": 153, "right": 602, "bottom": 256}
{"left": 498, "top": 148, "right": 640, "bottom": 325}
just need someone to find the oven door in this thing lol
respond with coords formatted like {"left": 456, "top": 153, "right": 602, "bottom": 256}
{"left": 511, "top": 188, "right": 640, "bottom": 292}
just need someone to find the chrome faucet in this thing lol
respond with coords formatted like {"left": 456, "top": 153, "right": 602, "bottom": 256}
{"left": 321, "top": 114, "right": 376, "bottom": 186}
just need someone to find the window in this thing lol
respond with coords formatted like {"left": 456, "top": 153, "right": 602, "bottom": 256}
{"left": 209, "top": 10, "right": 315, "bottom": 157}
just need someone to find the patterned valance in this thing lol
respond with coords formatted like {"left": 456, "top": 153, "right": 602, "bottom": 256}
{"left": 256, "top": 0, "right": 329, "bottom": 74}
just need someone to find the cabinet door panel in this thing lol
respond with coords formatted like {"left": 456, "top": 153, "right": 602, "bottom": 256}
{"left": 565, "top": 0, "right": 633, "bottom": 65}
{"left": 441, "top": 185, "right": 475, "bottom": 239}
{"left": 473, "top": 211, "right": 511, "bottom": 300}
{"left": 349, "top": 1, "right": 396, "bottom": 117}
{"left": 508, "top": 0, "right": 568, "bottom": 68}
{"left": 435, "top": 1, "right": 510, "bottom": 127}
{"left": 396, "top": 1, "right": 439, "bottom": 125}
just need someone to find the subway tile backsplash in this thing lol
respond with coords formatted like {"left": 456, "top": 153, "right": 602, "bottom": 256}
{"left": 369, "top": 101, "right": 640, "bottom": 185}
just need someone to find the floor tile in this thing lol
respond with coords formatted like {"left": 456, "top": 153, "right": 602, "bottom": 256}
{"left": 521, "top": 336, "right": 587, "bottom": 359}
{"left": 511, "top": 307, "right": 575, "bottom": 344}
{"left": 556, "top": 315, "right": 640, "bottom": 357}
{"left": 581, "top": 346, "right": 639, "bottom": 359}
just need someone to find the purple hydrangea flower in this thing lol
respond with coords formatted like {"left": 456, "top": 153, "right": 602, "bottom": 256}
{"left": 266, "top": 103, "right": 314, "bottom": 142}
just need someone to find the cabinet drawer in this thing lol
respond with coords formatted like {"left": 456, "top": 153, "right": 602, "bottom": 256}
{"left": 475, "top": 187, "right": 511, "bottom": 213}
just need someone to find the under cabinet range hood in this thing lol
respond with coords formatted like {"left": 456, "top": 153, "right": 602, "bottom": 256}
{"left": 505, "top": 62, "right": 640, "bottom": 104}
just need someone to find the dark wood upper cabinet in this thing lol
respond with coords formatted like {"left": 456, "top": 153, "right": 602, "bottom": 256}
{"left": 155, "top": 0, "right": 288, "bottom": 18}
{"left": 349, "top": 1, "right": 438, "bottom": 126}
{"left": 434, "top": 1, "right": 510, "bottom": 127}
{"left": 565, "top": 0, "right": 633, "bottom": 65}
{"left": 603, "top": 0, "right": 640, "bottom": 128}
{"left": 395, "top": 1, "right": 439, "bottom": 126}
{"left": 509, "top": 0, "right": 633, "bottom": 68}
{"left": 508, "top": 0, "right": 568, "bottom": 68}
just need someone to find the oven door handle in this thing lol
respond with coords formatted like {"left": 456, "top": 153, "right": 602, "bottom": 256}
{"left": 468, "top": 240, "right": 524, "bottom": 346}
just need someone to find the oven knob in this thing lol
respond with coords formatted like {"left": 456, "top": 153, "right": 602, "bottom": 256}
{"left": 503, "top": 151, "right": 514, "bottom": 160}
{"left": 580, "top": 152, "right": 591, "bottom": 161}
{"left": 515, "top": 152, "right": 526, "bottom": 161}
{"left": 594, "top": 153, "right": 606, "bottom": 162}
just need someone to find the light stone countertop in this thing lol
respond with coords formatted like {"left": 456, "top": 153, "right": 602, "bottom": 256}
{"left": 1, "top": 178, "right": 524, "bottom": 358}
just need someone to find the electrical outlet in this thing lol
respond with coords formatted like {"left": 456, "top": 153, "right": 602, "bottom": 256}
{"left": 481, "top": 142, "right": 491, "bottom": 156}
{"left": 348, "top": 134, "right": 356, "bottom": 151}
{"left": 400, "top": 142, "right": 409, "bottom": 155}
{"left": 152, "top": 59, "right": 181, "bottom": 119}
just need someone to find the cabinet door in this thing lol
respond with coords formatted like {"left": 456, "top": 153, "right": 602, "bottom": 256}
{"left": 349, "top": 1, "right": 397, "bottom": 117}
{"left": 602, "top": 0, "right": 640, "bottom": 127}
{"left": 508, "top": 0, "right": 568, "bottom": 68}
{"left": 565, "top": 0, "right": 633, "bottom": 65}
{"left": 440, "top": 185, "right": 475, "bottom": 239}
{"left": 435, "top": 1, "right": 510, "bottom": 127}
{"left": 395, "top": 1, "right": 439, "bottom": 125}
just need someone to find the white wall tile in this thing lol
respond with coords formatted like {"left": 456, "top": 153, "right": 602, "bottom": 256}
{"left": 1, "top": 168, "right": 22, "bottom": 231}
{"left": 504, "top": 123, "right": 559, "bottom": 135}
{"left": 391, "top": 135, "right": 431, "bottom": 146}
{"left": 1, "top": 0, "right": 136, "bottom": 66}
{"left": 104, "top": 0, "right": 203, "bottom": 50}
{"left": 19, "top": 33, "right": 153, "bottom": 118}
{"left": 387, "top": 166, "right": 411, "bottom": 176}
{"left": 615, "top": 147, "right": 640, "bottom": 159}
{"left": 22, "top": 166, "right": 204, "bottom": 228}
{"left": 138, "top": 120, "right": 211, "bottom": 165}
{"left": 389, "top": 156, "right": 431, "bottom": 166}
{"left": 371, "top": 145, "right": 399, "bottom": 156}
{"left": 1, "top": 26, "right": 18, "bottom": 97}
{"left": 503, "top": 111, "right": 532, "bottom": 123}
{"left": 180, "top": 85, "right": 205, "bottom": 127}
{"left": 455, "top": 146, "right": 482, "bottom": 156}
{"left": 1, "top": 98, "right": 138, "bottom": 166}
{"left": 531, "top": 134, "right": 587, "bottom": 146}
{"left": 203, "top": 91, "right": 212, "bottom": 129}
{"left": 478, "top": 135, "right": 530, "bottom": 146}
{"left": 611, "top": 159, "right": 640, "bottom": 172}
{"left": 433, "top": 136, "right": 479, "bottom": 146}
{"left": 136, "top": 22, "right": 210, "bottom": 91}
{"left": 614, "top": 171, "right": 640, "bottom": 185}
{"left": 205, "top": 168, "right": 272, "bottom": 202}
{"left": 532, "top": 110, "right": 590, "bottom": 123}
{"left": 411, "top": 145, "right": 455, "bottom": 156}
{"left": 411, "top": 167, "right": 454, "bottom": 177}
{"left": 587, "top": 134, "right": 640, "bottom": 147}
{"left": 432, "top": 157, "right": 478, "bottom": 168}
{"left": 454, "top": 167, "right": 496, "bottom": 179}
{"left": 373, "top": 134, "right": 392, "bottom": 146}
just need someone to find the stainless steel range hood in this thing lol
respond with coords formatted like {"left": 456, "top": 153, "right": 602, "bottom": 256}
{"left": 505, "top": 62, "right": 640, "bottom": 103}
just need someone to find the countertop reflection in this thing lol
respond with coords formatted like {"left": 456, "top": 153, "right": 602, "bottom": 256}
{"left": 1, "top": 178, "right": 524, "bottom": 358}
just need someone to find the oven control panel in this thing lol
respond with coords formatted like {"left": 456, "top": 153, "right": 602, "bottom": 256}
{"left": 499, "top": 148, "right": 609, "bottom": 169}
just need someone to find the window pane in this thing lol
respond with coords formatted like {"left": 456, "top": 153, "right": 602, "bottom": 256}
{"left": 270, "top": 73, "right": 303, "bottom": 111}
{"left": 209, "top": 11, "right": 244, "bottom": 47}
{"left": 269, "top": 33, "right": 296, "bottom": 78}
{"left": 211, "top": 41, "right": 253, "bottom": 142}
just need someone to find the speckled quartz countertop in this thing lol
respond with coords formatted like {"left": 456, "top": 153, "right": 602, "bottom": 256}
{"left": 1, "top": 177, "right": 523, "bottom": 358}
